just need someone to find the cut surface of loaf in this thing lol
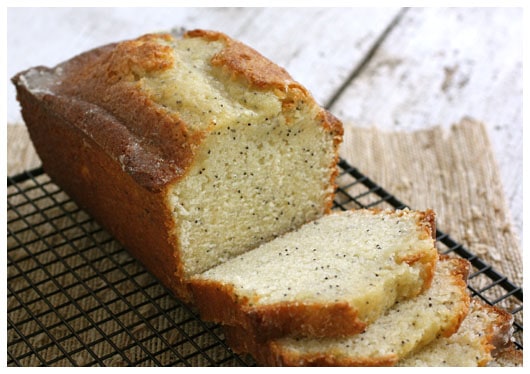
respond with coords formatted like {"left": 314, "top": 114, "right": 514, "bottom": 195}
{"left": 12, "top": 29, "right": 343, "bottom": 302}
{"left": 398, "top": 299, "right": 516, "bottom": 366}
{"left": 191, "top": 208, "right": 438, "bottom": 340}
{"left": 224, "top": 256, "right": 470, "bottom": 366}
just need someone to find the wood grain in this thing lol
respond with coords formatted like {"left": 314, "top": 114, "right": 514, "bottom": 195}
{"left": 7, "top": 125, "right": 40, "bottom": 175}
{"left": 330, "top": 8, "right": 523, "bottom": 237}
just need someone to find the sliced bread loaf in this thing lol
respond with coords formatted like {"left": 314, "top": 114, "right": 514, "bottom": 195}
{"left": 223, "top": 256, "right": 470, "bottom": 366}
{"left": 398, "top": 299, "right": 515, "bottom": 366}
{"left": 12, "top": 29, "right": 343, "bottom": 303}
{"left": 190, "top": 208, "right": 438, "bottom": 340}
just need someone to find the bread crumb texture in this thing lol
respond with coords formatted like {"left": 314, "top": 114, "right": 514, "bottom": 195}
{"left": 142, "top": 31, "right": 340, "bottom": 275}
{"left": 271, "top": 257, "right": 469, "bottom": 366}
{"left": 199, "top": 209, "right": 436, "bottom": 322}
{"left": 398, "top": 299, "right": 512, "bottom": 366}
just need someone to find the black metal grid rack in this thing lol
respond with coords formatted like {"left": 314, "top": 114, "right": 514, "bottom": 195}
{"left": 7, "top": 159, "right": 523, "bottom": 366}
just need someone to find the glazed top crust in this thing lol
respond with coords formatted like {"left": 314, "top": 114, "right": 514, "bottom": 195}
{"left": 13, "top": 29, "right": 342, "bottom": 192}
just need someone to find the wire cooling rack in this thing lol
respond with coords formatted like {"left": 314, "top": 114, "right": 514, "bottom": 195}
{"left": 7, "top": 159, "right": 523, "bottom": 366}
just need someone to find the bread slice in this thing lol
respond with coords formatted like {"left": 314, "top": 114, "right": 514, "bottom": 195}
{"left": 12, "top": 29, "right": 343, "bottom": 303}
{"left": 223, "top": 256, "right": 469, "bottom": 365}
{"left": 191, "top": 208, "right": 438, "bottom": 340}
{"left": 398, "top": 299, "right": 516, "bottom": 366}
{"left": 489, "top": 345, "right": 523, "bottom": 367}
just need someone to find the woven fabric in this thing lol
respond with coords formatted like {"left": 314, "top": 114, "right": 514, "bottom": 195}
{"left": 340, "top": 117, "right": 522, "bottom": 286}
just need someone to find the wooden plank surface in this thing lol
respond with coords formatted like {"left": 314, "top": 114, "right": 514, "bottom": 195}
{"left": 7, "top": 7, "right": 400, "bottom": 123}
{"left": 6, "top": 7, "right": 522, "bottom": 244}
{"left": 331, "top": 7, "right": 523, "bottom": 237}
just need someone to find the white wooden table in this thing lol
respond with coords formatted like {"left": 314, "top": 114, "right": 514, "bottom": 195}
{"left": 7, "top": 7, "right": 523, "bottom": 242}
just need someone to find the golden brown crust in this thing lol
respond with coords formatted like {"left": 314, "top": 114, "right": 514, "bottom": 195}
{"left": 105, "top": 33, "right": 175, "bottom": 82}
{"left": 318, "top": 110, "right": 344, "bottom": 214}
{"left": 422, "top": 209, "right": 437, "bottom": 240}
{"left": 13, "top": 39, "right": 198, "bottom": 192}
{"left": 464, "top": 299, "right": 515, "bottom": 367}
{"left": 12, "top": 80, "right": 192, "bottom": 302}
{"left": 437, "top": 256, "right": 471, "bottom": 338}
{"left": 479, "top": 301, "right": 516, "bottom": 365}
{"left": 401, "top": 249, "right": 438, "bottom": 293}
{"left": 12, "top": 32, "right": 198, "bottom": 300}
{"left": 191, "top": 279, "right": 366, "bottom": 342}
{"left": 52, "top": 35, "right": 200, "bottom": 192}
{"left": 491, "top": 344, "right": 523, "bottom": 367}
{"left": 186, "top": 29, "right": 302, "bottom": 92}
{"left": 398, "top": 209, "right": 438, "bottom": 291}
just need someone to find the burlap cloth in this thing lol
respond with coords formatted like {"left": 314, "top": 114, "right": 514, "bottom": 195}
{"left": 7, "top": 117, "right": 523, "bottom": 365}
{"left": 340, "top": 117, "right": 522, "bottom": 287}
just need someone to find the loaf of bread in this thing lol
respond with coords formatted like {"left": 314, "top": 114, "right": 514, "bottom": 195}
{"left": 13, "top": 29, "right": 518, "bottom": 366}
{"left": 12, "top": 29, "right": 343, "bottom": 303}
{"left": 191, "top": 208, "right": 438, "bottom": 340}
{"left": 222, "top": 256, "right": 470, "bottom": 366}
